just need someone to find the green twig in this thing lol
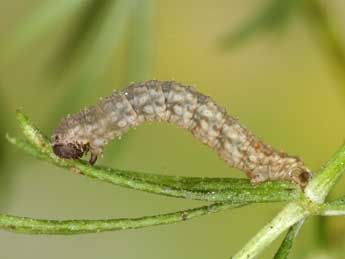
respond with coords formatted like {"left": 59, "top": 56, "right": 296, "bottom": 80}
{"left": 231, "top": 202, "right": 308, "bottom": 259}
{"left": 305, "top": 144, "right": 345, "bottom": 203}
{"left": 303, "top": 0, "right": 345, "bottom": 99}
{"left": 0, "top": 202, "right": 239, "bottom": 235}
{"left": 7, "top": 110, "right": 345, "bottom": 258}
{"left": 15, "top": 111, "right": 50, "bottom": 152}
{"left": 319, "top": 196, "right": 345, "bottom": 216}
{"left": 8, "top": 111, "right": 302, "bottom": 204}
{"left": 232, "top": 143, "right": 345, "bottom": 259}
{"left": 51, "top": 0, "right": 115, "bottom": 74}
{"left": 273, "top": 219, "right": 305, "bottom": 259}
{"left": 7, "top": 135, "right": 300, "bottom": 203}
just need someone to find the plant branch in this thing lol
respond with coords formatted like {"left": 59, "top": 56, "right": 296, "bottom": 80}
{"left": 319, "top": 196, "right": 345, "bottom": 216}
{"left": 305, "top": 144, "right": 345, "bottom": 203}
{"left": 0, "top": 202, "right": 240, "bottom": 235}
{"left": 232, "top": 143, "right": 345, "bottom": 258}
{"left": 9, "top": 111, "right": 302, "bottom": 204}
{"left": 231, "top": 202, "right": 308, "bottom": 259}
{"left": 303, "top": 0, "right": 345, "bottom": 100}
{"left": 10, "top": 111, "right": 345, "bottom": 256}
{"left": 273, "top": 219, "right": 305, "bottom": 259}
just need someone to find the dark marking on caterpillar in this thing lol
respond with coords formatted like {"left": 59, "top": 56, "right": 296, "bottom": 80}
{"left": 52, "top": 80, "right": 312, "bottom": 186}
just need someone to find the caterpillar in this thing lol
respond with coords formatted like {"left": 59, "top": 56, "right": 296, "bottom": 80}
{"left": 52, "top": 80, "right": 312, "bottom": 186}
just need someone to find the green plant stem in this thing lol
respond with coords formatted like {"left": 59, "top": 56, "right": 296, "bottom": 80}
{"left": 9, "top": 111, "right": 345, "bottom": 256}
{"left": 7, "top": 134, "right": 299, "bottom": 203}
{"left": 0, "top": 202, "right": 240, "bottom": 235}
{"left": 319, "top": 196, "right": 345, "bottom": 216}
{"left": 273, "top": 219, "right": 305, "bottom": 259}
{"left": 9, "top": 111, "right": 302, "bottom": 204}
{"left": 232, "top": 143, "right": 345, "bottom": 258}
{"left": 15, "top": 111, "right": 50, "bottom": 153}
{"left": 303, "top": 0, "right": 345, "bottom": 84}
{"left": 231, "top": 202, "right": 308, "bottom": 259}
{"left": 321, "top": 209, "right": 345, "bottom": 216}
{"left": 305, "top": 144, "right": 345, "bottom": 203}
{"left": 52, "top": 0, "right": 115, "bottom": 73}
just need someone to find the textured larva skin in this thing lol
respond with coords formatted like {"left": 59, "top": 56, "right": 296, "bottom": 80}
{"left": 53, "top": 80, "right": 312, "bottom": 186}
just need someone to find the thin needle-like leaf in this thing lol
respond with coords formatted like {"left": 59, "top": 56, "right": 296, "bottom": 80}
{"left": 7, "top": 135, "right": 301, "bottom": 203}
{"left": 9, "top": 111, "right": 303, "bottom": 204}
{"left": 302, "top": 0, "right": 345, "bottom": 101}
{"left": 0, "top": 202, "right": 241, "bottom": 235}
{"left": 0, "top": 90, "right": 11, "bottom": 207}
{"left": 305, "top": 144, "right": 345, "bottom": 203}
{"left": 273, "top": 219, "right": 305, "bottom": 259}
{"left": 320, "top": 196, "right": 345, "bottom": 216}
{"left": 232, "top": 203, "right": 308, "bottom": 259}
{"left": 233, "top": 142, "right": 345, "bottom": 259}
{"left": 51, "top": 0, "right": 114, "bottom": 74}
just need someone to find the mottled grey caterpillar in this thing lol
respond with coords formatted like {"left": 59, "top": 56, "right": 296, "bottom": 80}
{"left": 52, "top": 80, "right": 312, "bottom": 186}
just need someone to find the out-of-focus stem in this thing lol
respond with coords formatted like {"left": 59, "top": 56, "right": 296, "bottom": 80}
{"left": 303, "top": 0, "right": 345, "bottom": 99}
{"left": 232, "top": 203, "right": 308, "bottom": 259}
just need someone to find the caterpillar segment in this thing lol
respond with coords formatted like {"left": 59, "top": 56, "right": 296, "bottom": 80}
{"left": 52, "top": 80, "right": 312, "bottom": 186}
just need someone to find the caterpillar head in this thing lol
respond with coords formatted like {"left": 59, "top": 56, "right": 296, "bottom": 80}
{"left": 53, "top": 143, "right": 84, "bottom": 159}
{"left": 52, "top": 135, "right": 88, "bottom": 160}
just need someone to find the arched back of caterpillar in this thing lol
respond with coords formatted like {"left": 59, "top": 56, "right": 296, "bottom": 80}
{"left": 52, "top": 80, "right": 312, "bottom": 187}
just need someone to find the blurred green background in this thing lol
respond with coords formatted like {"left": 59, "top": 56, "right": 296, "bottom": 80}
{"left": 0, "top": 0, "right": 345, "bottom": 258}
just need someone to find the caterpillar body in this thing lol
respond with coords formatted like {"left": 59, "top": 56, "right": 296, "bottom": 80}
{"left": 52, "top": 80, "right": 312, "bottom": 186}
